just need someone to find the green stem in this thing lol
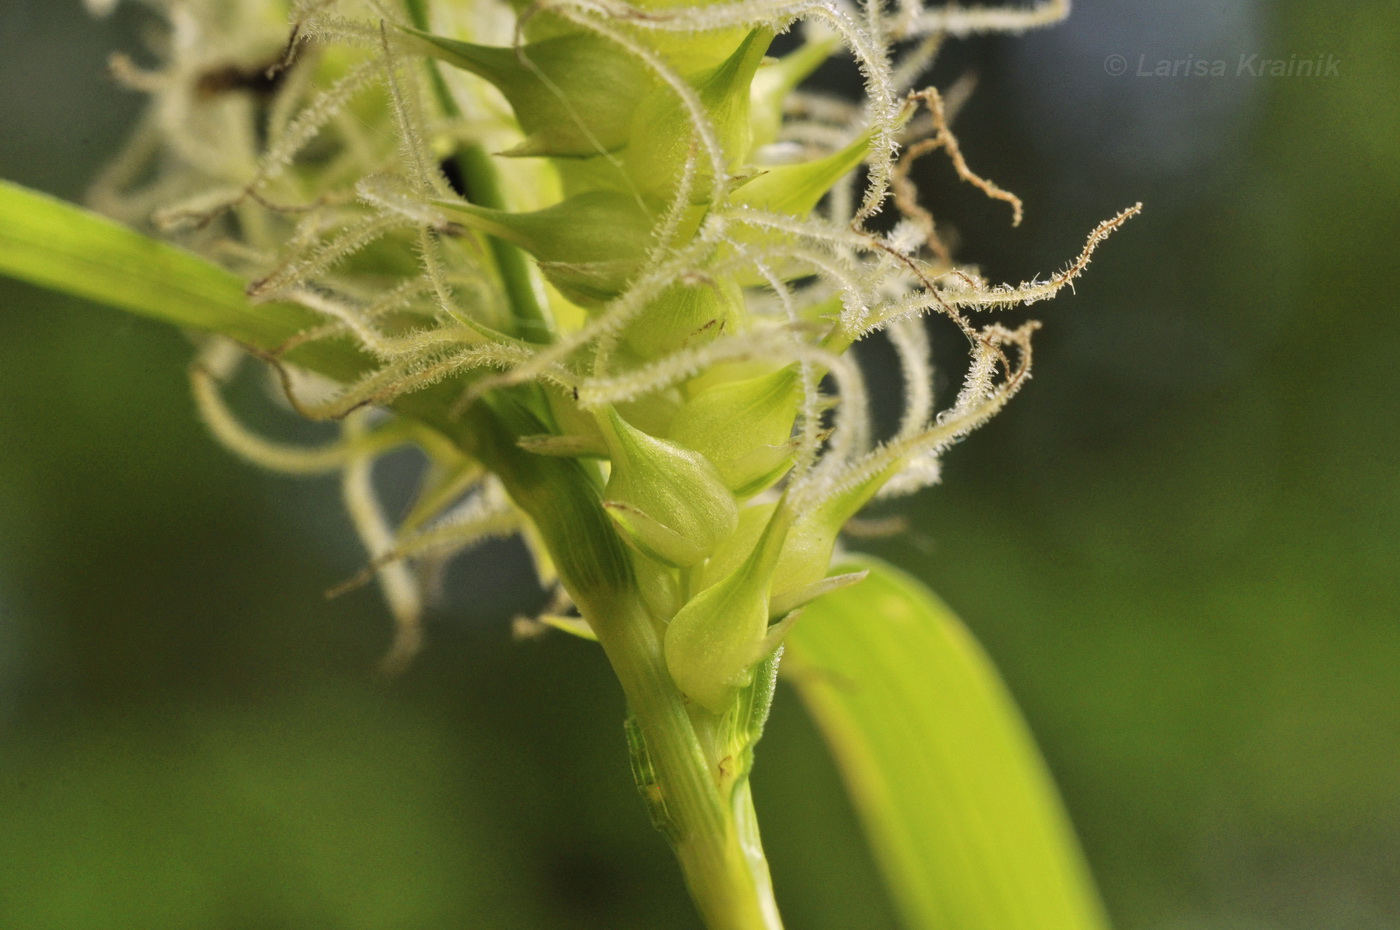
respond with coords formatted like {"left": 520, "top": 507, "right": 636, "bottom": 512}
{"left": 593, "top": 596, "right": 784, "bottom": 930}
{"left": 461, "top": 396, "right": 784, "bottom": 929}
{"left": 452, "top": 145, "right": 553, "bottom": 343}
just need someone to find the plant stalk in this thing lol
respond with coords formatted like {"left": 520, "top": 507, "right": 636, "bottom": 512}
{"left": 410, "top": 393, "right": 785, "bottom": 930}
{"left": 589, "top": 594, "right": 784, "bottom": 930}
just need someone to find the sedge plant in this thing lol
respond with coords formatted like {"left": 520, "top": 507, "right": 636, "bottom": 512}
{"left": 0, "top": 0, "right": 1140, "bottom": 927}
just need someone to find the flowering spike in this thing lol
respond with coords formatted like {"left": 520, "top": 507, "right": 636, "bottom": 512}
{"left": 77, "top": 0, "right": 1135, "bottom": 916}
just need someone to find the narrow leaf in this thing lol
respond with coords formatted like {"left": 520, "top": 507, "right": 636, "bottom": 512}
{"left": 784, "top": 555, "right": 1109, "bottom": 930}
{"left": 0, "top": 180, "right": 364, "bottom": 381}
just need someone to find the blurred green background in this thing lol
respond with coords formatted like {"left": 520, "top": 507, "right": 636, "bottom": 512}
{"left": 1, "top": 1, "right": 1396, "bottom": 928}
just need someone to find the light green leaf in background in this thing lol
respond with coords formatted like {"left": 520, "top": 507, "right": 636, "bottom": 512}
{"left": 784, "top": 556, "right": 1110, "bottom": 930}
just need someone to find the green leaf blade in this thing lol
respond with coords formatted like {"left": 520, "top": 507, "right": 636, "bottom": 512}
{"left": 0, "top": 180, "right": 363, "bottom": 382}
{"left": 784, "top": 556, "right": 1109, "bottom": 930}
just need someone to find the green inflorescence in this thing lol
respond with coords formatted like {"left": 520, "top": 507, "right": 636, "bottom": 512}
{"left": 83, "top": 3, "right": 1139, "bottom": 922}
{"left": 90, "top": 0, "right": 1137, "bottom": 708}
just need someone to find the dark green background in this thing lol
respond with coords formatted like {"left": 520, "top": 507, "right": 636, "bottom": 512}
{"left": 1, "top": 1, "right": 1396, "bottom": 927}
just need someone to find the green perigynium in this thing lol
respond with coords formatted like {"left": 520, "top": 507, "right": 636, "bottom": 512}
{"left": 86, "top": 0, "right": 1136, "bottom": 925}
{"left": 600, "top": 404, "right": 739, "bottom": 568}
{"left": 664, "top": 498, "right": 791, "bottom": 713}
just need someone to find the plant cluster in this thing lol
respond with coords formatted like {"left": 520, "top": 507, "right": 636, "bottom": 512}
{"left": 64, "top": 0, "right": 1136, "bottom": 925}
